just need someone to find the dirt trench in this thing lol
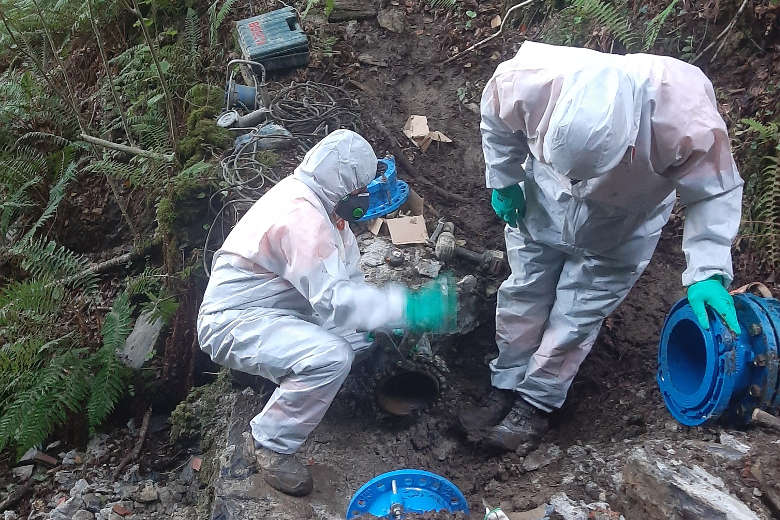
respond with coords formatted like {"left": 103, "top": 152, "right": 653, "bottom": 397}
{"left": 220, "top": 5, "right": 777, "bottom": 518}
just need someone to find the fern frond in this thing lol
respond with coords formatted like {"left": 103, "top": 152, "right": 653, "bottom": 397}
{"left": 0, "top": 278, "right": 63, "bottom": 326}
{"left": 573, "top": 0, "right": 640, "bottom": 51}
{"left": 87, "top": 291, "right": 133, "bottom": 429}
{"left": 23, "top": 158, "right": 79, "bottom": 241}
{"left": 185, "top": 7, "right": 200, "bottom": 63}
{"left": 10, "top": 237, "right": 94, "bottom": 290}
{"left": 14, "top": 131, "right": 72, "bottom": 149}
{"left": 208, "top": 0, "right": 239, "bottom": 47}
{"left": 644, "top": 0, "right": 678, "bottom": 50}
{"left": 0, "top": 347, "right": 90, "bottom": 458}
{"left": 428, "top": 0, "right": 457, "bottom": 9}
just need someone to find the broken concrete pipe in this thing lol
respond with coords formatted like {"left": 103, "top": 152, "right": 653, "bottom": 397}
{"left": 363, "top": 333, "right": 445, "bottom": 417}
{"left": 658, "top": 293, "right": 780, "bottom": 426}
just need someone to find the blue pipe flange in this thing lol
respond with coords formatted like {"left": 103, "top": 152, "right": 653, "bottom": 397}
{"left": 658, "top": 293, "right": 780, "bottom": 426}
{"left": 358, "top": 157, "right": 410, "bottom": 222}
{"left": 346, "top": 469, "right": 469, "bottom": 519}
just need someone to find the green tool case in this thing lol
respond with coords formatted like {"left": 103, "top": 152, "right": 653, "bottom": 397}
{"left": 235, "top": 6, "right": 309, "bottom": 72}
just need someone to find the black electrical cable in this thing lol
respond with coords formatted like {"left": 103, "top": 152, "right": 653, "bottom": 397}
{"left": 202, "top": 81, "right": 362, "bottom": 277}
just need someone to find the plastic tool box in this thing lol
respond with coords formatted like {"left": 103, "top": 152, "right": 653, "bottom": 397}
{"left": 235, "top": 6, "right": 309, "bottom": 72}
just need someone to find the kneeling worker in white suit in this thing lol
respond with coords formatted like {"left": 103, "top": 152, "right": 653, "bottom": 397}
{"left": 459, "top": 42, "right": 743, "bottom": 453}
{"left": 197, "top": 130, "right": 455, "bottom": 496}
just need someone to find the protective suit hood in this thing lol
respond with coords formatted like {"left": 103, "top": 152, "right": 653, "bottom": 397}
{"left": 292, "top": 129, "right": 378, "bottom": 213}
{"left": 543, "top": 65, "right": 639, "bottom": 180}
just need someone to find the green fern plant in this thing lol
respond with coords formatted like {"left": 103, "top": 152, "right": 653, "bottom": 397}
{"left": 88, "top": 290, "right": 133, "bottom": 430}
{"left": 572, "top": 0, "right": 639, "bottom": 51}
{"left": 185, "top": 7, "right": 200, "bottom": 64}
{"left": 428, "top": 0, "right": 458, "bottom": 9}
{"left": 644, "top": 0, "right": 677, "bottom": 51}
{"left": 738, "top": 118, "right": 780, "bottom": 267}
{"left": 207, "top": 0, "right": 239, "bottom": 47}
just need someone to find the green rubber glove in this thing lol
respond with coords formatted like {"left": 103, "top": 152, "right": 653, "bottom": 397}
{"left": 405, "top": 275, "right": 458, "bottom": 333}
{"left": 491, "top": 185, "right": 525, "bottom": 227}
{"left": 687, "top": 278, "right": 741, "bottom": 334}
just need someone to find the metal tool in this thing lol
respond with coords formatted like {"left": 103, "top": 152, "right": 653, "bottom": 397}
{"left": 433, "top": 221, "right": 505, "bottom": 275}
{"left": 223, "top": 59, "right": 267, "bottom": 112}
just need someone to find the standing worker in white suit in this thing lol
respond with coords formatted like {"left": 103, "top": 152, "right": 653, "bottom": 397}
{"left": 198, "top": 130, "right": 455, "bottom": 496}
{"left": 459, "top": 42, "right": 743, "bottom": 453}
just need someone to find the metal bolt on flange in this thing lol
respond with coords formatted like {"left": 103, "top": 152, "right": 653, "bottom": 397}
{"left": 750, "top": 323, "right": 763, "bottom": 337}
{"left": 750, "top": 384, "right": 762, "bottom": 398}
{"left": 754, "top": 354, "right": 767, "bottom": 367}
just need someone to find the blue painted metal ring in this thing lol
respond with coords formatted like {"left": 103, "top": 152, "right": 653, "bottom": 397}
{"left": 346, "top": 469, "right": 469, "bottom": 519}
{"left": 658, "top": 293, "right": 780, "bottom": 426}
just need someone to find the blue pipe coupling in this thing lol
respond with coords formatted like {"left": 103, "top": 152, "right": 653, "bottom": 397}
{"left": 657, "top": 293, "right": 780, "bottom": 426}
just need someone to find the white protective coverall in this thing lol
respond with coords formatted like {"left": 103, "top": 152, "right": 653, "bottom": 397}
{"left": 481, "top": 42, "right": 743, "bottom": 411}
{"left": 197, "top": 130, "right": 407, "bottom": 454}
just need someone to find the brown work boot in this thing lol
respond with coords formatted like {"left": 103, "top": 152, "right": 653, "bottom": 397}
{"left": 254, "top": 444, "right": 313, "bottom": 497}
{"left": 457, "top": 388, "right": 515, "bottom": 440}
{"left": 483, "top": 397, "right": 549, "bottom": 455}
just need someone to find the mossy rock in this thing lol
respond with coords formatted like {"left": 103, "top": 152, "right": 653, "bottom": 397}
{"left": 177, "top": 119, "right": 233, "bottom": 163}
{"left": 185, "top": 84, "right": 225, "bottom": 131}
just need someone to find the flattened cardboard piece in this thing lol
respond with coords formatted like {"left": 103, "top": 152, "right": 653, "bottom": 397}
{"left": 405, "top": 188, "right": 424, "bottom": 216}
{"left": 403, "top": 115, "right": 430, "bottom": 141}
{"left": 368, "top": 218, "right": 385, "bottom": 235}
{"left": 386, "top": 215, "right": 429, "bottom": 245}
{"left": 402, "top": 115, "right": 452, "bottom": 151}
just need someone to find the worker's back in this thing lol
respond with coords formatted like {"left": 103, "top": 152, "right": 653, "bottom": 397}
{"left": 481, "top": 41, "right": 741, "bottom": 262}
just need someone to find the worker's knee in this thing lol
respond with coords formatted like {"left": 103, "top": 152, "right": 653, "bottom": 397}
{"left": 329, "top": 340, "right": 355, "bottom": 378}
{"left": 298, "top": 339, "right": 354, "bottom": 380}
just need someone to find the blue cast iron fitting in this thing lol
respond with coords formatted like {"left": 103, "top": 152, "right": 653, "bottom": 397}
{"left": 657, "top": 293, "right": 780, "bottom": 426}
{"left": 358, "top": 157, "right": 410, "bottom": 222}
{"left": 346, "top": 469, "right": 469, "bottom": 519}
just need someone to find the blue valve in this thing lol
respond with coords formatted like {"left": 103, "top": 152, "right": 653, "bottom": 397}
{"left": 346, "top": 469, "right": 469, "bottom": 519}
{"left": 658, "top": 293, "right": 780, "bottom": 426}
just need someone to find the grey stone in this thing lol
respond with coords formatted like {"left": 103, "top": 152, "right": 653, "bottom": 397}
{"left": 719, "top": 432, "right": 750, "bottom": 454}
{"left": 523, "top": 444, "right": 562, "bottom": 472}
{"left": 19, "top": 447, "right": 37, "bottom": 463}
{"left": 49, "top": 496, "right": 85, "bottom": 520}
{"left": 82, "top": 493, "right": 104, "bottom": 512}
{"left": 623, "top": 447, "right": 759, "bottom": 519}
{"left": 359, "top": 237, "right": 390, "bottom": 269}
{"left": 414, "top": 258, "right": 441, "bottom": 278}
{"left": 61, "top": 449, "right": 84, "bottom": 467}
{"left": 135, "top": 483, "right": 158, "bottom": 503}
{"left": 431, "top": 438, "right": 457, "bottom": 462}
{"left": 585, "top": 481, "right": 601, "bottom": 501}
{"left": 11, "top": 465, "right": 33, "bottom": 480}
{"left": 464, "top": 102, "right": 480, "bottom": 115}
{"left": 546, "top": 494, "right": 623, "bottom": 520}
{"left": 344, "top": 20, "right": 359, "bottom": 40}
{"left": 566, "top": 445, "right": 587, "bottom": 459}
{"left": 178, "top": 460, "right": 195, "bottom": 485}
{"left": 86, "top": 434, "right": 110, "bottom": 460}
{"left": 115, "top": 483, "right": 139, "bottom": 500}
{"left": 377, "top": 8, "right": 405, "bottom": 33}
{"left": 4, "top": 512, "right": 19, "bottom": 520}
{"left": 54, "top": 470, "right": 77, "bottom": 490}
{"left": 119, "top": 311, "right": 163, "bottom": 369}
{"left": 72, "top": 511, "right": 94, "bottom": 520}
{"left": 157, "top": 487, "right": 175, "bottom": 513}
{"left": 71, "top": 479, "right": 90, "bottom": 497}
{"left": 682, "top": 440, "right": 748, "bottom": 463}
